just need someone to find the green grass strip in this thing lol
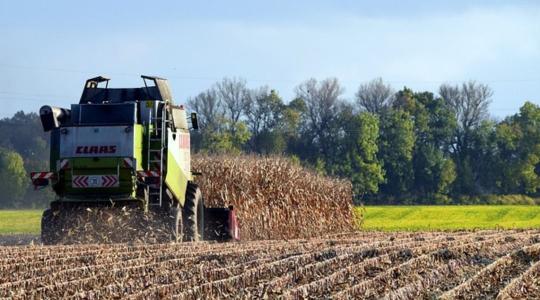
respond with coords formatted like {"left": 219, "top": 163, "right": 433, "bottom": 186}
{"left": 1, "top": 206, "right": 540, "bottom": 235}
{"left": 0, "top": 210, "right": 42, "bottom": 234}
{"left": 358, "top": 205, "right": 540, "bottom": 231}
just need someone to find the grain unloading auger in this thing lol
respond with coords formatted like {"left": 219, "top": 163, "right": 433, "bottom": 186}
{"left": 31, "top": 76, "right": 239, "bottom": 244}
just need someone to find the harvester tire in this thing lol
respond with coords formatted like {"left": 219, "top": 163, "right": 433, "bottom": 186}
{"left": 170, "top": 206, "right": 183, "bottom": 242}
{"left": 184, "top": 183, "right": 204, "bottom": 241}
{"left": 41, "top": 209, "right": 59, "bottom": 245}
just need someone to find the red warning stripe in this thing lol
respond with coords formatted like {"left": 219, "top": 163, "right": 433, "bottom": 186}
{"left": 59, "top": 159, "right": 69, "bottom": 170}
{"left": 137, "top": 170, "right": 161, "bottom": 177}
{"left": 31, "top": 172, "right": 55, "bottom": 180}
{"left": 123, "top": 158, "right": 134, "bottom": 168}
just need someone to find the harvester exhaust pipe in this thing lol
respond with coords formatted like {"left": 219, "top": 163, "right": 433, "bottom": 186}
{"left": 39, "top": 105, "right": 71, "bottom": 132}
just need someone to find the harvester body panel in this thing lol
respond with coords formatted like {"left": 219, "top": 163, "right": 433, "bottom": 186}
{"left": 58, "top": 125, "right": 140, "bottom": 159}
{"left": 164, "top": 130, "right": 190, "bottom": 206}
{"left": 51, "top": 123, "right": 143, "bottom": 199}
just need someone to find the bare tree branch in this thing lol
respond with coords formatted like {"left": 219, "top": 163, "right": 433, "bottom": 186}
{"left": 245, "top": 87, "right": 282, "bottom": 135}
{"left": 355, "top": 78, "right": 395, "bottom": 114}
{"left": 187, "top": 88, "right": 223, "bottom": 130}
{"left": 439, "top": 80, "right": 492, "bottom": 132}
{"left": 216, "top": 77, "right": 250, "bottom": 126}
{"left": 295, "top": 78, "right": 344, "bottom": 158}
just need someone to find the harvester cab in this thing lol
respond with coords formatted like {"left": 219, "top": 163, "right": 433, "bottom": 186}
{"left": 32, "top": 75, "right": 239, "bottom": 244}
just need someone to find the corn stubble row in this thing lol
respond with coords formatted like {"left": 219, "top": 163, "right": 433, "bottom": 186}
{"left": 192, "top": 155, "right": 355, "bottom": 240}
{"left": 1, "top": 230, "right": 540, "bottom": 299}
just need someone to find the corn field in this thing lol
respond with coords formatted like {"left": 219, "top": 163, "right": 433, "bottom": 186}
{"left": 0, "top": 230, "right": 539, "bottom": 299}
{"left": 192, "top": 155, "right": 356, "bottom": 240}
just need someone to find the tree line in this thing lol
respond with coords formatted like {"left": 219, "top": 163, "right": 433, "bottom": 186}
{"left": 0, "top": 112, "right": 53, "bottom": 208}
{"left": 188, "top": 77, "right": 540, "bottom": 205}
{"left": 0, "top": 77, "right": 538, "bottom": 208}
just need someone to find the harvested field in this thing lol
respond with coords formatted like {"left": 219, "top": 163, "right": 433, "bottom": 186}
{"left": 1, "top": 230, "right": 540, "bottom": 299}
{"left": 193, "top": 155, "right": 355, "bottom": 240}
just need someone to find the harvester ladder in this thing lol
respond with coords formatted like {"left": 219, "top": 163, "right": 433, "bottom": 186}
{"left": 147, "top": 103, "right": 166, "bottom": 207}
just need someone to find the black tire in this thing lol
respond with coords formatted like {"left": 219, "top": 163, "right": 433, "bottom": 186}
{"left": 170, "top": 206, "right": 183, "bottom": 242}
{"left": 41, "top": 209, "right": 59, "bottom": 245}
{"left": 183, "top": 183, "right": 204, "bottom": 241}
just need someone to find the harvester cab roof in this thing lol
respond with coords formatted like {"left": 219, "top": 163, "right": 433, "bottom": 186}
{"left": 39, "top": 75, "right": 186, "bottom": 131}
{"left": 79, "top": 75, "right": 172, "bottom": 104}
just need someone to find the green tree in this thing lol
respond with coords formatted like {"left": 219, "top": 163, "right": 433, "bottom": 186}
{"left": 464, "top": 120, "right": 499, "bottom": 194}
{"left": 282, "top": 98, "right": 308, "bottom": 157}
{"left": 495, "top": 102, "right": 540, "bottom": 194}
{"left": 340, "top": 112, "right": 384, "bottom": 195}
{"left": 378, "top": 109, "right": 415, "bottom": 199}
{"left": 202, "top": 118, "right": 251, "bottom": 154}
{"left": 0, "top": 111, "right": 53, "bottom": 208}
{"left": 0, "top": 111, "right": 49, "bottom": 172}
{"left": 294, "top": 78, "right": 345, "bottom": 166}
{"left": 439, "top": 81, "right": 493, "bottom": 195}
{"left": 0, "top": 147, "right": 27, "bottom": 208}
{"left": 394, "top": 88, "right": 457, "bottom": 199}
{"left": 245, "top": 89, "right": 286, "bottom": 154}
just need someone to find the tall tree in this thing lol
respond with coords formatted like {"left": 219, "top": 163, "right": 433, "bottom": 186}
{"left": 202, "top": 117, "right": 251, "bottom": 155}
{"left": 245, "top": 88, "right": 285, "bottom": 153}
{"left": 495, "top": 102, "right": 540, "bottom": 194}
{"left": 187, "top": 88, "right": 223, "bottom": 130}
{"left": 188, "top": 79, "right": 252, "bottom": 153}
{"left": 294, "top": 78, "right": 344, "bottom": 165}
{"left": 281, "top": 98, "right": 308, "bottom": 157}
{"left": 0, "top": 147, "right": 27, "bottom": 208}
{"left": 355, "top": 77, "right": 394, "bottom": 114}
{"left": 439, "top": 80, "right": 492, "bottom": 154}
{"left": 377, "top": 109, "right": 415, "bottom": 199}
{"left": 216, "top": 77, "right": 250, "bottom": 129}
{"left": 0, "top": 112, "right": 56, "bottom": 208}
{"left": 394, "top": 88, "right": 457, "bottom": 199}
{"left": 440, "top": 81, "right": 493, "bottom": 194}
{"left": 187, "top": 88, "right": 224, "bottom": 152}
{"left": 339, "top": 112, "right": 384, "bottom": 196}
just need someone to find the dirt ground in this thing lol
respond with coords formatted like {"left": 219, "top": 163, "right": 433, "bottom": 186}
{"left": 1, "top": 230, "right": 540, "bottom": 299}
{"left": 0, "top": 234, "right": 40, "bottom": 246}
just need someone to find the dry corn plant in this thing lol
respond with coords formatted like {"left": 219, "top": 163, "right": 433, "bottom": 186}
{"left": 192, "top": 155, "right": 356, "bottom": 240}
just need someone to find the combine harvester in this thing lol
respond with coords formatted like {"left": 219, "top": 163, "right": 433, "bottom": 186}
{"left": 31, "top": 76, "right": 239, "bottom": 244}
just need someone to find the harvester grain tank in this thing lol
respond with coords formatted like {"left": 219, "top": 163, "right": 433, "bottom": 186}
{"left": 32, "top": 76, "right": 239, "bottom": 244}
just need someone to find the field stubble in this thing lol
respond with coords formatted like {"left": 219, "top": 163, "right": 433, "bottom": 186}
{"left": 1, "top": 230, "right": 540, "bottom": 299}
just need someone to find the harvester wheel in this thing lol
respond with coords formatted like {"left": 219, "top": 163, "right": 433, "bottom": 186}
{"left": 169, "top": 205, "right": 183, "bottom": 242}
{"left": 41, "top": 209, "right": 59, "bottom": 245}
{"left": 183, "top": 183, "right": 204, "bottom": 241}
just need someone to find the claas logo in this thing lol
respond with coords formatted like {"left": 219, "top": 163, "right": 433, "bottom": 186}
{"left": 76, "top": 146, "right": 117, "bottom": 154}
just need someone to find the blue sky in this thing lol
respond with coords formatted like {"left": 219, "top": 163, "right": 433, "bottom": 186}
{"left": 0, "top": 0, "right": 538, "bottom": 118}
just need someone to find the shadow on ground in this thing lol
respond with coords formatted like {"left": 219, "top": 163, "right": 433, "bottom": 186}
{"left": 0, "top": 235, "right": 40, "bottom": 246}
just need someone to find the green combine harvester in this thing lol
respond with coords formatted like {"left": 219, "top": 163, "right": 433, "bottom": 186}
{"left": 31, "top": 75, "right": 239, "bottom": 244}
